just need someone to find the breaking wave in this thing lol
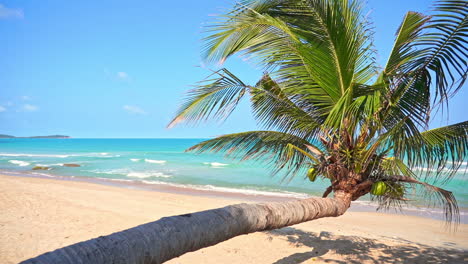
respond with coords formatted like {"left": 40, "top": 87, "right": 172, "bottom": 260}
{"left": 145, "top": 159, "right": 167, "bottom": 164}
{"left": 8, "top": 160, "right": 31, "bottom": 166}
{"left": 203, "top": 162, "right": 229, "bottom": 168}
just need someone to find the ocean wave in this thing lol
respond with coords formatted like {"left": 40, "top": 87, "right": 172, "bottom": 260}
{"left": 130, "top": 158, "right": 140, "bottom": 162}
{"left": 446, "top": 161, "right": 468, "bottom": 166}
{"left": 203, "top": 162, "right": 229, "bottom": 168}
{"left": 87, "top": 169, "right": 128, "bottom": 175}
{"left": 88, "top": 168, "right": 171, "bottom": 179}
{"left": 30, "top": 172, "right": 55, "bottom": 177}
{"left": 96, "top": 153, "right": 120, "bottom": 158}
{"left": 1, "top": 153, "right": 69, "bottom": 158}
{"left": 0, "top": 152, "right": 121, "bottom": 159}
{"left": 145, "top": 159, "right": 167, "bottom": 164}
{"left": 84, "top": 153, "right": 121, "bottom": 158}
{"left": 413, "top": 166, "right": 467, "bottom": 173}
{"left": 8, "top": 160, "right": 31, "bottom": 166}
{"left": 35, "top": 163, "right": 64, "bottom": 167}
{"left": 127, "top": 172, "right": 171, "bottom": 178}
{"left": 139, "top": 180, "right": 310, "bottom": 199}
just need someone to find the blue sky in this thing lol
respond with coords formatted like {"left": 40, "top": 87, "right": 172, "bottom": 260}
{"left": 1, "top": 0, "right": 466, "bottom": 138}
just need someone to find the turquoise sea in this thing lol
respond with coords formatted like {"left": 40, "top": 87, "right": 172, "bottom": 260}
{"left": 1, "top": 138, "right": 467, "bottom": 221}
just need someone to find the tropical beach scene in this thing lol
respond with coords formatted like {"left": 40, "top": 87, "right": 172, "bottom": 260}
{"left": 1, "top": 0, "right": 467, "bottom": 263}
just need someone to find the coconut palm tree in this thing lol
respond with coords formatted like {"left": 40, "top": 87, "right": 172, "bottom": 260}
{"left": 23, "top": 0, "right": 467, "bottom": 263}
{"left": 168, "top": 0, "right": 467, "bottom": 222}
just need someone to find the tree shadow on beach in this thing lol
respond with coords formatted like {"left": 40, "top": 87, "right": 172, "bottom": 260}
{"left": 267, "top": 227, "right": 467, "bottom": 264}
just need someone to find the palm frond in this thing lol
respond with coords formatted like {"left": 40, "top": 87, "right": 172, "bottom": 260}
{"left": 378, "top": 157, "right": 418, "bottom": 180}
{"left": 385, "top": 0, "right": 468, "bottom": 113}
{"left": 203, "top": 0, "right": 377, "bottom": 122}
{"left": 392, "top": 121, "right": 468, "bottom": 183}
{"left": 168, "top": 69, "right": 248, "bottom": 128}
{"left": 383, "top": 11, "right": 430, "bottom": 75}
{"left": 186, "top": 130, "right": 321, "bottom": 180}
{"left": 388, "top": 69, "right": 432, "bottom": 128}
{"left": 420, "top": 0, "right": 468, "bottom": 103}
{"left": 418, "top": 121, "right": 468, "bottom": 181}
{"left": 381, "top": 175, "right": 459, "bottom": 224}
{"left": 250, "top": 73, "right": 322, "bottom": 139}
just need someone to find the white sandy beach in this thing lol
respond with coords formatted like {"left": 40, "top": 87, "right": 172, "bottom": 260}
{"left": 1, "top": 174, "right": 467, "bottom": 263}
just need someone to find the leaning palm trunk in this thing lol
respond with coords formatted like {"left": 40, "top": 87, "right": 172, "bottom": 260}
{"left": 22, "top": 193, "right": 351, "bottom": 264}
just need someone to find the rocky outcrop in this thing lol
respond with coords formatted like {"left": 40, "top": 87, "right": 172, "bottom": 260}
{"left": 63, "top": 164, "right": 81, "bottom": 167}
{"left": 32, "top": 166, "right": 51, "bottom": 170}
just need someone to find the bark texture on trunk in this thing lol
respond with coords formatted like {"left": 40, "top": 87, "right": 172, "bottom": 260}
{"left": 22, "top": 194, "right": 351, "bottom": 264}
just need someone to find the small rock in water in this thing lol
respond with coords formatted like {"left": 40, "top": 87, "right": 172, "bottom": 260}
{"left": 32, "top": 166, "right": 50, "bottom": 170}
{"left": 63, "top": 163, "right": 81, "bottom": 167}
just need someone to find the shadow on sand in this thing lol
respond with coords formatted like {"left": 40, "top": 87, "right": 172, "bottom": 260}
{"left": 267, "top": 227, "right": 467, "bottom": 264}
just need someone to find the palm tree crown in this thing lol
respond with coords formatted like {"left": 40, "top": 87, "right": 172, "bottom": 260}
{"left": 169, "top": 0, "right": 468, "bottom": 223}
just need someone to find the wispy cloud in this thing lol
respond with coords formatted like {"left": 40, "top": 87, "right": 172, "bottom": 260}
{"left": 103, "top": 69, "right": 131, "bottom": 82}
{"left": 0, "top": 105, "right": 6, "bottom": 112}
{"left": 21, "top": 95, "right": 31, "bottom": 101}
{"left": 23, "top": 104, "right": 39, "bottom": 112}
{"left": 117, "top": 72, "right": 129, "bottom": 80}
{"left": 123, "top": 105, "right": 146, "bottom": 115}
{"left": 0, "top": 4, "right": 24, "bottom": 19}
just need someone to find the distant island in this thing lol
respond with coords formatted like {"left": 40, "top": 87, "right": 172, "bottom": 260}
{"left": 0, "top": 134, "right": 70, "bottom": 139}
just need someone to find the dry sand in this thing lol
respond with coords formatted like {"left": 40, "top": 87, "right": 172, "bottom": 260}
{"left": 0, "top": 174, "right": 467, "bottom": 264}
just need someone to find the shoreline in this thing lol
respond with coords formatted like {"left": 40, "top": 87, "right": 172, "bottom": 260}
{"left": 0, "top": 173, "right": 466, "bottom": 264}
{"left": 2, "top": 169, "right": 467, "bottom": 223}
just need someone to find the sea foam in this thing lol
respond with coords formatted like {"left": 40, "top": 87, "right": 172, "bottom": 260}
{"left": 139, "top": 180, "right": 309, "bottom": 198}
{"left": 145, "top": 159, "right": 167, "bottom": 164}
{"left": 203, "top": 162, "right": 229, "bottom": 168}
{"left": 8, "top": 160, "right": 30, "bottom": 166}
{"left": 127, "top": 172, "right": 171, "bottom": 178}
{"left": 35, "top": 163, "right": 64, "bottom": 167}
{"left": 413, "top": 166, "right": 464, "bottom": 173}
{"left": 88, "top": 168, "right": 171, "bottom": 178}
{"left": 0, "top": 152, "right": 120, "bottom": 158}
{"left": 1, "top": 153, "right": 69, "bottom": 158}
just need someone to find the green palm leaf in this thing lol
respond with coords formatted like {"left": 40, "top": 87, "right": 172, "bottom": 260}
{"left": 167, "top": 69, "right": 248, "bottom": 128}
{"left": 420, "top": 0, "right": 468, "bottom": 102}
{"left": 383, "top": 11, "right": 429, "bottom": 76}
{"left": 250, "top": 73, "right": 322, "bottom": 138}
{"left": 187, "top": 130, "right": 322, "bottom": 180}
{"left": 392, "top": 121, "right": 468, "bottom": 183}
{"left": 380, "top": 175, "right": 459, "bottom": 224}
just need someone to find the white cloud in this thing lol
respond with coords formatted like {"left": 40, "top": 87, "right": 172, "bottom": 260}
{"left": 0, "top": 105, "right": 6, "bottom": 112}
{"left": 123, "top": 105, "right": 146, "bottom": 115}
{"left": 0, "top": 4, "right": 24, "bottom": 19}
{"left": 117, "top": 72, "right": 129, "bottom": 80}
{"left": 21, "top": 95, "right": 31, "bottom": 101}
{"left": 23, "top": 104, "right": 38, "bottom": 112}
{"left": 103, "top": 69, "right": 131, "bottom": 81}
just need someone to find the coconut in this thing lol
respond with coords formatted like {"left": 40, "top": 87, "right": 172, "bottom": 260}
{"left": 307, "top": 168, "right": 318, "bottom": 182}
{"left": 370, "top": 181, "right": 387, "bottom": 195}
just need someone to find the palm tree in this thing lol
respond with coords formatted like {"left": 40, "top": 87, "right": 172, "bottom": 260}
{"left": 168, "top": 0, "right": 467, "bottom": 222}
{"left": 23, "top": 0, "right": 467, "bottom": 263}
